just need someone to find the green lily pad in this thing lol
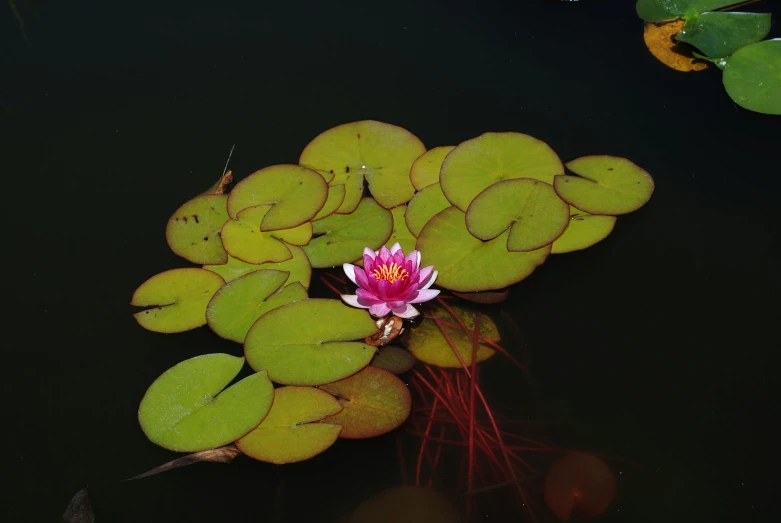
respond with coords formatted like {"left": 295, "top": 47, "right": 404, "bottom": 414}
{"left": 409, "top": 146, "right": 454, "bottom": 191}
{"left": 221, "top": 205, "right": 312, "bottom": 264}
{"left": 635, "top": 0, "right": 740, "bottom": 22}
{"left": 206, "top": 270, "right": 308, "bottom": 343}
{"left": 676, "top": 12, "right": 771, "bottom": 58}
{"left": 304, "top": 197, "right": 393, "bottom": 268}
{"left": 405, "top": 183, "right": 451, "bottom": 237}
{"left": 244, "top": 298, "right": 378, "bottom": 386}
{"left": 165, "top": 194, "right": 230, "bottom": 265}
{"left": 299, "top": 120, "right": 426, "bottom": 212}
{"left": 236, "top": 386, "right": 343, "bottom": 464}
{"left": 440, "top": 132, "right": 564, "bottom": 212}
{"left": 551, "top": 206, "right": 617, "bottom": 254}
{"left": 416, "top": 207, "right": 550, "bottom": 292}
{"left": 203, "top": 246, "right": 312, "bottom": 288}
{"left": 371, "top": 345, "right": 417, "bottom": 374}
{"left": 138, "top": 353, "right": 274, "bottom": 452}
{"left": 385, "top": 205, "right": 416, "bottom": 254}
{"left": 311, "top": 184, "right": 346, "bottom": 221}
{"left": 318, "top": 366, "right": 411, "bottom": 439}
{"left": 131, "top": 268, "right": 225, "bottom": 333}
{"left": 226, "top": 164, "right": 327, "bottom": 230}
{"left": 407, "top": 304, "right": 499, "bottom": 368}
{"left": 350, "top": 486, "right": 460, "bottom": 523}
{"left": 466, "top": 178, "right": 570, "bottom": 252}
{"left": 554, "top": 156, "right": 655, "bottom": 215}
{"left": 722, "top": 39, "right": 781, "bottom": 115}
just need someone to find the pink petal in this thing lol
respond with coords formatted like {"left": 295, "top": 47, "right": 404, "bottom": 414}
{"left": 378, "top": 245, "right": 392, "bottom": 263}
{"left": 406, "top": 250, "right": 421, "bottom": 271}
{"left": 392, "top": 249, "right": 405, "bottom": 266}
{"left": 363, "top": 254, "right": 376, "bottom": 273}
{"left": 363, "top": 247, "right": 377, "bottom": 259}
{"left": 389, "top": 242, "right": 403, "bottom": 255}
{"left": 356, "top": 288, "right": 382, "bottom": 305}
{"left": 375, "top": 279, "right": 391, "bottom": 300}
{"left": 343, "top": 263, "right": 357, "bottom": 285}
{"left": 341, "top": 294, "right": 370, "bottom": 309}
{"left": 420, "top": 268, "right": 438, "bottom": 290}
{"left": 354, "top": 266, "right": 370, "bottom": 290}
{"left": 392, "top": 303, "right": 420, "bottom": 319}
{"left": 387, "top": 300, "right": 407, "bottom": 309}
{"left": 408, "top": 288, "right": 440, "bottom": 303}
{"left": 369, "top": 303, "right": 391, "bottom": 317}
{"left": 418, "top": 266, "right": 433, "bottom": 285}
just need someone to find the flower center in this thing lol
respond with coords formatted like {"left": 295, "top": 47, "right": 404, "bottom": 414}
{"left": 373, "top": 262, "right": 409, "bottom": 284}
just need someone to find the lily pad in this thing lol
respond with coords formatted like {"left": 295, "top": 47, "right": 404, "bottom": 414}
{"left": 554, "top": 156, "right": 655, "bottom": 215}
{"left": 131, "top": 268, "right": 225, "bottom": 333}
{"left": 244, "top": 298, "right": 378, "bottom": 385}
{"left": 311, "top": 184, "right": 346, "bottom": 221}
{"left": 166, "top": 194, "right": 230, "bottom": 265}
{"left": 221, "top": 205, "right": 312, "bottom": 264}
{"left": 440, "top": 132, "right": 564, "bottom": 212}
{"left": 206, "top": 270, "right": 308, "bottom": 343}
{"left": 676, "top": 12, "right": 771, "bottom": 58}
{"left": 226, "top": 164, "right": 327, "bottom": 230}
{"left": 371, "top": 345, "right": 417, "bottom": 374}
{"left": 643, "top": 20, "right": 708, "bottom": 72}
{"left": 405, "top": 183, "right": 451, "bottom": 237}
{"left": 385, "top": 205, "right": 416, "bottom": 254}
{"left": 407, "top": 304, "right": 499, "bottom": 368}
{"left": 299, "top": 120, "right": 426, "bottom": 212}
{"left": 551, "top": 206, "right": 617, "bottom": 254}
{"left": 409, "top": 146, "right": 454, "bottom": 190}
{"left": 350, "top": 486, "right": 460, "bottom": 523}
{"left": 636, "top": 0, "right": 740, "bottom": 23}
{"left": 466, "top": 178, "right": 570, "bottom": 252}
{"left": 138, "top": 353, "right": 274, "bottom": 452}
{"left": 545, "top": 453, "right": 616, "bottom": 521}
{"left": 236, "top": 386, "right": 342, "bottom": 464}
{"left": 452, "top": 289, "right": 509, "bottom": 304}
{"left": 722, "top": 39, "right": 781, "bottom": 115}
{"left": 304, "top": 197, "right": 393, "bottom": 268}
{"left": 318, "top": 366, "right": 411, "bottom": 439}
{"left": 203, "top": 246, "right": 312, "bottom": 288}
{"left": 416, "top": 207, "right": 550, "bottom": 292}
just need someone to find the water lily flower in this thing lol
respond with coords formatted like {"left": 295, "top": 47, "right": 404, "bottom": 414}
{"left": 341, "top": 243, "right": 439, "bottom": 319}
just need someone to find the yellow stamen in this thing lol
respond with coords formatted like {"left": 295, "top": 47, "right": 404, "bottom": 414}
{"left": 373, "top": 262, "right": 409, "bottom": 284}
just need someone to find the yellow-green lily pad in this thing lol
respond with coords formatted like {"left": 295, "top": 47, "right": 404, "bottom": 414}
{"left": 416, "top": 207, "right": 550, "bottom": 292}
{"left": 371, "top": 345, "right": 417, "bottom": 374}
{"left": 722, "top": 39, "right": 781, "bottom": 116}
{"left": 311, "top": 184, "right": 346, "bottom": 221}
{"left": 385, "top": 205, "right": 416, "bottom": 254}
{"left": 407, "top": 304, "right": 499, "bottom": 368}
{"left": 226, "top": 164, "right": 327, "bottom": 230}
{"left": 221, "top": 205, "right": 312, "bottom": 264}
{"left": 554, "top": 156, "right": 654, "bottom": 215}
{"left": 244, "top": 298, "right": 378, "bottom": 386}
{"left": 236, "top": 386, "right": 342, "bottom": 464}
{"left": 409, "top": 146, "right": 454, "bottom": 191}
{"left": 304, "top": 197, "right": 393, "bottom": 268}
{"left": 203, "top": 246, "right": 312, "bottom": 288}
{"left": 138, "top": 353, "right": 274, "bottom": 452}
{"left": 405, "top": 183, "right": 451, "bottom": 238}
{"left": 206, "top": 270, "right": 308, "bottom": 343}
{"left": 165, "top": 194, "right": 230, "bottom": 264}
{"left": 466, "top": 178, "right": 570, "bottom": 252}
{"left": 440, "top": 132, "right": 564, "bottom": 212}
{"left": 551, "top": 206, "right": 617, "bottom": 254}
{"left": 131, "top": 268, "right": 225, "bottom": 333}
{"left": 299, "top": 120, "right": 426, "bottom": 212}
{"left": 318, "top": 366, "right": 411, "bottom": 439}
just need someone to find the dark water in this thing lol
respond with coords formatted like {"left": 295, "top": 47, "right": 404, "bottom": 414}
{"left": 2, "top": 1, "right": 779, "bottom": 522}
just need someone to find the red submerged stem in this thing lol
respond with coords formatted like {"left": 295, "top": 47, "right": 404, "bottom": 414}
{"left": 465, "top": 312, "right": 480, "bottom": 523}
{"left": 416, "top": 395, "right": 439, "bottom": 485}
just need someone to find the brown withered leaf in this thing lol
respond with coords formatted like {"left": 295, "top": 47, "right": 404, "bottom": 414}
{"left": 643, "top": 20, "right": 708, "bottom": 72}
{"left": 202, "top": 169, "right": 234, "bottom": 195}
{"left": 61, "top": 488, "right": 95, "bottom": 523}
{"left": 127, "top": 444, "right": 241, "bottom": 480}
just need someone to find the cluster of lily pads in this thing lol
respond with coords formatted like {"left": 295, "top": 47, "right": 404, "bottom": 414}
{"left": 638, "top": 0, "right": 780, "bottom": 114}
{"left": 130, "top": 120, "right": 654, "bottom": 467}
